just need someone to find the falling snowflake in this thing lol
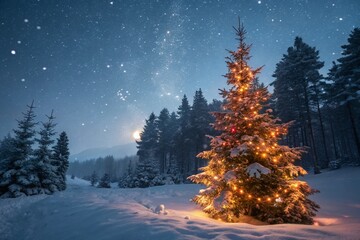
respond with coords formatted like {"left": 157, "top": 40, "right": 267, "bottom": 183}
{"left": 11, "top": 50, "right": 16, "bottom": 55}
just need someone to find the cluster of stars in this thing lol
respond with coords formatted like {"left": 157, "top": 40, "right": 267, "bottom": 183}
{"left": 117, "top": 89, "right": 131, "bottom": 101}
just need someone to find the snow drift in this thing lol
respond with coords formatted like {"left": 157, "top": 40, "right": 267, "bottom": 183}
{"left": 1, "top": 167, "right": 360, "bottom": 240}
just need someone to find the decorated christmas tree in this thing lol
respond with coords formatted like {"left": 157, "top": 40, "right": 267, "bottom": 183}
{"left": 188, "top": 21, "right": 319, "bottom": 224}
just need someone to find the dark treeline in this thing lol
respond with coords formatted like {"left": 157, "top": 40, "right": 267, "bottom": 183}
{"left": 119, "top": 89, "right": 222, "bottom": 188}
{"left": 0, "top": 102, "right": 70, "bottom": 198}
{"left": 68, "top": 155, "right": 138, "bottom": 183}
{"left": 271, "top": 28, "right": 360, "bottom": 173}
{"left": 68, "top": 88, "right": 221, "bottom": 188}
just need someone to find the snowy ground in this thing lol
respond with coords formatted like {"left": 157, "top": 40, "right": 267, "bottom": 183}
{"left": 1, "top": 168, "right": 360, "bottom": 240}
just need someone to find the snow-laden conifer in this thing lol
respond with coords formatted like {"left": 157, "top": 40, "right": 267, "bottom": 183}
{"left": 189, "top": 21, "right": 319, "bottom": 224}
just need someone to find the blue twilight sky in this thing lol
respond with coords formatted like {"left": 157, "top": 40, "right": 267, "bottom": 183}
{"left": 1, "top": 0, "right": 359, "bottom": 154}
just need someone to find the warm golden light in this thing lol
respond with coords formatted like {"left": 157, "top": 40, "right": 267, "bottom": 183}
{"left": 132, "top": 130, "right": 141, "bottom": 140}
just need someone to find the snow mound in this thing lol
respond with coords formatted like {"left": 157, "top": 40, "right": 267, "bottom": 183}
{"left": 66, "top": 175, "right": 90, "bottom": 186}
{"left": 246, "top": 162, "right": 271, "bottom": 178}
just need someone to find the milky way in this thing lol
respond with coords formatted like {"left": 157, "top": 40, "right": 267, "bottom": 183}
{"left": 1, "top": 0, "right": 359, "bottom": 153}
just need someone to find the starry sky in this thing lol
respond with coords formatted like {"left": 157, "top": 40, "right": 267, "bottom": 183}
{"left": 1, "top": 0, "right": 359, "bottom": 154}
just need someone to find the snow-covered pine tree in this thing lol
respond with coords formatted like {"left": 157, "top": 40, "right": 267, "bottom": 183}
{"left": 167, "top": 155, "right": 182, "bottom": 184}
{"left": 35, "top": 110, "right": 59, "bottom": 194}
{"left": 188, "top": 21, "right": 319, "bottom": 224}
{"left": 175, "top": 95, "right": 192, "bottom": 177}
{"left": 98, "top": 173, "right": 111, "bottom": 188}
{"left": 134, "top": 155, "right": 161, "bottom": 187}
{"left": 0, "top": 135, "right": 16, "bottom": 196}
{"left": 165, "top": 111, "right": 181, "bottom": 183}
{"left": 118, "top": 160, "right": 133, "bottom": 188}
{"left": 90, "top": 171, "right": 98, "bottom": 186}
{"left": 52, "top": 131, "right": 70, "bottom": 190}
{"left": 190, "top": 89, "right": 211, "bottom": 173}
{"left": 134, "top": 112, "right": 161, "bottom": 187}
{"left": 331, "top": 28, "right": 360, "bottom": 163}
{"left": 272, "top": 37, "right": 325, "bottom": 172}
{"left": 2, "top": 102, "right": 38, "bottom": 198}
{"left": 157, "top": 108, "right": 171, "bottom": 174}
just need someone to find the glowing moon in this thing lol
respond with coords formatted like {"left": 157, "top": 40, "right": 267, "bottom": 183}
{"left": 132, "top": 130, "right": 141, "bottom": 140}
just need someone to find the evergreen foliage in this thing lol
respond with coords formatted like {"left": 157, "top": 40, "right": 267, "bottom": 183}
{"left": 190, "top": 89, "right": 211, "bottom": 173}
{"left": 35, "top": 111, "right": 58, "bottom": 194}
{"left": 174, "top": 95, "right": 193, "bottom": 178}
{"left": 134, "top": 112, "right": 160, "bottom": 187}
{"left": 0, "top": 135, "right": 16, "bottom": 196}
{"left": 0, "top": 103, "right": 69, "bottom": 198}
{"left": 328, "top": 28, "right": 360, "bottom": 163}
{"left": 90, "top": 171, "right": 98, "bottom": 186}
{"left": 157, "top": 108, "right": 172, "bottom": 174}
{"left": 272, "top": 37, "right": 324, "bottom": 172}
{"left": 270, "top": 27, "right": 360, "bottom": 168}
{"left": 331, "top": 28, "right": 360, "bottom": 105}
{"left": 4, "top": 102, "right": 38, "bottom": 197}
{"left": 53, "top": 131, "right": 70, "bottom": 190}
{"left": 98, "top": 173, "right": 111, "bottom": 188}
{"left": 188, "top": 22, "right": 319, "bottom": 224}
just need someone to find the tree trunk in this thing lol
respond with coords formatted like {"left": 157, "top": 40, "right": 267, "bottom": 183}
{"left": 329, "top": 118, "right": 339, "bottom": 159}
{"left": 347, "top": 102, "right": 360, "bottom": 164}
{"left": 315, "top": 96, "right": 329, "bottom": 167}
{"left": 303, "top": 86, "right": 320, "bottom": 174}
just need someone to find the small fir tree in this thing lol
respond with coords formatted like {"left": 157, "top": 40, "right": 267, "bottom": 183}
{"left": 118, "top": 160, "right": 133, "bottom": 188}
{"left": 35, "top": 111, "right": 58, "bottom": 194}
{"left": 4, "top": 101, "right": 38, "bottom": 197}
{"left": 53, "top": 131, "right": 70, "bottom": 190}
{"left": 0, "top": 135, "right": 16, "bottom": 196}
{"left": 134, "top": 156, "right": 160, "bottom": 188}
{"left": 188, "top": 22, "right": 319, "bottom": 224}
{"left": 90, "top": 171, "right": 98, "bottom": 186}
{"left": 98, "top": 173, "right": 111, "bottom": 188}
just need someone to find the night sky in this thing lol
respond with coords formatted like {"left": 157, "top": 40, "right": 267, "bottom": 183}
{"left": 1, "top": 0, "right": 359, "bottom": 154}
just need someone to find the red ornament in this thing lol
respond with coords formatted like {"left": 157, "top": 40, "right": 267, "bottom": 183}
{"left": 231, "top": 127, "right": 236, "bottom": 134}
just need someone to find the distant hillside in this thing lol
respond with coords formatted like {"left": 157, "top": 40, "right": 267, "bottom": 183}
{"left": 69, "top": 142, "right": 137, "bottom": 162}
